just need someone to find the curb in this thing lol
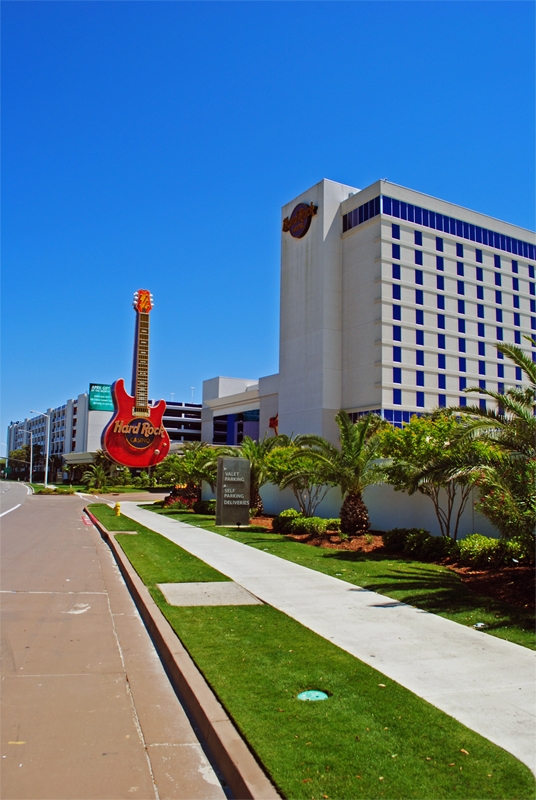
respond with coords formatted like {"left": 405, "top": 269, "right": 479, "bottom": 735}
{"left": 85, "top": 508, "right": 280, "bottom": 800}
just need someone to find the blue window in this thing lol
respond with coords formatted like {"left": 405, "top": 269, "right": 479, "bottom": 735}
{"left": 436, "top": 256, "right": 444, "bottom": 271}
{"left": 456, "top": 243, "right": 464, "bottom": 258}
{"left": 532, "top": 300, "right": 536, "bottom": 313}
{"left": 479, "top": 379, "right": 486, "bottom": 390}
{"left": 438, "top": 374, "right": 446, "bottom": 390}
{"left": 416, "top": 391, "right": 425, "bottom": 408}
{"left": 438, "top": 394, "right": 446, "bottom": 408}
{"left": 392, "top": 263, "right": 401, "bottom": 280}
{"left": 530, "top": 283, "right": 536, "bottom": 296}
{"left": 513, "top": 295, "right": 520, "bottom": 308}
{"left": 460, "top": 396, "right": 467, "bottom": 407}
{"left": 476, "top": 249, "right": 483, "bottom": 263}
{"left": 494, "top": 254, "right": 501, "bottom": 268}
{"left": 478, "top": 341, "right": 486, "bottom": 356}
{"left": 393, "top": 305, "right": 402, "bottom": 320}
{"left": 415, "top": 269, "right": 424, "bottom": 285}
{"left": 512, "top": 260, "right": 518, "bottom": 273}
{"left": 479, "top": 361, "right": 486, "bottom": 375}
{"left": 458, "top": 299, "right": 465, "bottom": 315}
{"left": 512, "top": 277, "right": 519, "bottom": 291}
{"left": 416, "top": 350, "right": 424, "bottom": 366}
{"left": 393, "top": 388, "right": 402, "bottom": 405}
{"left": 477, "top": 304, "right": 485, "bottom": 318}
{"left": 416, "top": 371, "right": 424, "bottom": 387}
{"left": 498, "top": 382, "right": 505, "bottom": 394}
{"left": 415, "top": 250, "right": 423, "bottom": 266}
{"left": 458, "top": 318, "right": 465, "bottom": 333}
{"left": 459, "top": 356, "right": 466, "bottom": 371}
{"left": 438, "top": 333, "right": 445, "bottom": 348}
{"left": 532, "top": 317, "right": 536, "bottom": 331}
{"left": 393, "top": 325, "right": 402, "bottom": 341}
{"left": 498, "top": 363, "right": 504, "bottom": 378}
{"left": 476, "top": 267, "right": 483, "bottom": 282}
{"left": 459, "top": 376, "right": 466, "bottom": 391}
{"left": 437, "top": 295, "right": 445, "bottom": 310}
{"left": 530, "top": 265, "right": 535, "bottom": 279}
{"left": 477, "top": 285, "right": 484, "bottom": 300}
{"left": 495, "top": 273, "right": 502, "bottom": 286}
{"left": 393, "top": 346, "right": 402, "bottom": 362}
{"left": 496, "top": 308, "right": 503, "bottom": 322}
{"left": 414, "top": 230, "right": 422, "bottom": 246}
{"left": 478, "top": 322, "right": 485, "bottom": 337}
{"left": 392, "top": 223, "right": 400, "bottom": 239}
{"left": 438, "top": 353, "right": 446, "bottom": 369}
{"left": 436, "top": 275, "right": 444, "bottom": 290}
{"left": 514, "top": 312, "right": 520, "bottom": 327}
{"left": 515, "top": 330, "right": 521, "bottom": 344}
{"left": 479, "top": 399, "right": 486, "bottom": 411}
{"left": 437, "top": 314, "right": 445, "bottom": 329}
{"left": 436, "top": 237, "right": 444, "bottom": 252}
{"left": 392, "top": 284, "right": 401, "bottom": 300}
{"left": 457, "top": 262, "right": 464, "bottom": 276}
{"left": 498, "top": 350, "right": 504, "bottom": 359}
{"left": 459, "top": 338, "right": 466, "bottom": 352}
{"left": 415, "top": 289, "right": 424, "bottom": 305}
{"left": 496, "top": 327, "right": 504, "bottom": 340}
{"left": 392, "top": 243, "right": 400, "bottom": 260}
{"left": 416, "top": 309, "right": 424, "bottom": 325}
{"left": 417, "top": 330, "right": 424, "bottom": 346}
{"left": 393, "top": 367, "right": 402, "bottom": 383}
{"left": 457, "top": 280, "right": 465, "bottom": 294}
{"left": 516, "top": 367, "right": 522, "bottom": 381}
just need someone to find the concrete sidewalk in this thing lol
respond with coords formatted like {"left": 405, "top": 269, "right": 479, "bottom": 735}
{"left": 120, "top": 502, "right": 536, "bottom": 776}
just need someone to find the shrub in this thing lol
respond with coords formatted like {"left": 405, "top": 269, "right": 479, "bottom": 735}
{"left": 457, "top": 534, "right": 534, "bottom": 568}
{"left": 193, "top": 499, "right": 216, "bottom": 515}
{"left": 272, "top": 508, "right": 302, "bottom": 534}
{"left": 325, "top": 518, "right": 341, "bottom": 532}
{"left": 382, "top": 527, "right": 454, "bottom": 561}
{"left": 289, "top": 516, "right": 327, "bottom": 536}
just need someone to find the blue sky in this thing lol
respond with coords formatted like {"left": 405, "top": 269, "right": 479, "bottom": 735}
{"left": 2, "top": 1, "right": 534, "bottom": 454}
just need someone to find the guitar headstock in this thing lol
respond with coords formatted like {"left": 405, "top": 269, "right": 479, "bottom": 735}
{"left": 133, "top": 289, "right": 154, "bottom": 314}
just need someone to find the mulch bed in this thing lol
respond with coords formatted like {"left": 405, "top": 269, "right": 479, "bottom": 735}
{"left": 251, "top": 516, "right": 535, "bottom": 611}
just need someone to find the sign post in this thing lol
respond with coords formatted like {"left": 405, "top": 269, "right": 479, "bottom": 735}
{"left": 216, "top": 457, "right": 250, "bottom": 527}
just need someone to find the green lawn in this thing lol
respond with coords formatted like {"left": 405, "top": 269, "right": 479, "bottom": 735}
{"left": 90, "top": 504, "right": 535, "bottom": 800}
{"left": 146, "top": 508, "right": 536, "bottom": 651}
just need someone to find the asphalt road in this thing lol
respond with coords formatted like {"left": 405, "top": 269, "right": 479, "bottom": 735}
{"left": 0, "top": 484, "right": 225, "bottom": 800}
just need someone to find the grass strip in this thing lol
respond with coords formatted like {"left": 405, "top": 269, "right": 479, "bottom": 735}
{"left": 90, "top": 503, "right": 535, "bottom": 800}
{"left": 146, "top": 508, "right": 536, "bottom": 651}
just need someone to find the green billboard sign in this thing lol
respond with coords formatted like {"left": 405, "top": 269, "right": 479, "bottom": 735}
{"left": 89, "top": 383, "right": 114, "bottom": 412}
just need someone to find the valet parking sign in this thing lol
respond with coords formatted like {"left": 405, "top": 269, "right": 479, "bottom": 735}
{"left": 216, "top": 457, "right": 251, "bottom": 527}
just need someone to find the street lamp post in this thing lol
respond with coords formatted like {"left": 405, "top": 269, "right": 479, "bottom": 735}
{"left": 28, "top": 430, "right": 33, "bottom": 484}
{"left": 30, "top": 410, "right": 50, "bottom": 488}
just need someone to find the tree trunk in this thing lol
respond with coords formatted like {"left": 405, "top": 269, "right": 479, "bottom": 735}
{"left": 340, "top": 491, "right": 370, "bottom": 536}
{"left": 250, "top": 485, "right": 264, "bottom": 516}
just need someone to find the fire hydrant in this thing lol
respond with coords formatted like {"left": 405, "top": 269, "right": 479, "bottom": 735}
{"left": 114, "top": 502, "right": 121, "bottom": 517}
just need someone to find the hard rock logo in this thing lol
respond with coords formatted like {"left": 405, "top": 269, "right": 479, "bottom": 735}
{"left": 113, "top": 418, "right": 166, "bottom": 450}
{"left": 282, "top": 202, "right": 318, "bottom": 239}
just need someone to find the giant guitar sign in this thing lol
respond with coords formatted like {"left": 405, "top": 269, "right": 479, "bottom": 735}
{"left": 102, "top": 290, "right": 170, "bottom": 468}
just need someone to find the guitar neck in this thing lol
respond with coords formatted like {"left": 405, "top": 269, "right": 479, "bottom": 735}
{"left": 132, "top": 312, "right": 150, "bottom": 415}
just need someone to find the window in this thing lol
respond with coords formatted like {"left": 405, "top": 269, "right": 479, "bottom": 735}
{"left": 512, "top": 277, "right": 519, "bottom": 291}
{"left": 415, "top": 269, "right": 424, "bottom": 285}
{"left": 393, "top": 367, "right": 402, "bottom": 383}
{"left": 532, "top": 317, "right": 536, "bottom": 331}
{"left": 530, "top": 283, "right": 536, "bottom": 296}
{"left": 436, "top": 275, "right": 444, "bottom": 290}
{"left": 457, "top": 280, "right": 465, "bottom": 295}
{"left": 417, "top": 330, "right": 424, "bottom": 345}
{"left": 392, "top": 243, "right": 400, "bottom": 260}
{"left": 438, "top": 333, "right": 445, "bottom": 348}
{"left": 438, "top": 353, "right": 446, "bottom": 369}
{"left": 476, "top": 249, "right": 483, "bottom": 263}
{"left": 477, "top": 304, "right": 485, "bottom": 318}
{"left": 437, "top": 314, "right": 445, "bottom": 329}
{"left": 392, "top": 223, "right": 400, "bottom": 239}
{"left": 496, "top": 308, "right": 503, "bottom": 322}
{"left": 494, "top": 254, "right": 501, "bottom": 268}
{"left": 479, "top": 361, "right": 486, "bottom": 375}
{"left": 460, "top": 396, "right": 467, "bottom": 407}
{"left": 393, "top": 346, "right": 402, "bottom": 362}
{"left": 497, "top": 363, "right": 504, "bottom": 378}
{"left": 477, "top": 285, "right": 484, "bottom": 300}
{"left": 515, "top": 330, "right": 521, "bottom": 344}
{"left": 479, "top": 399, "right": 486, "bottom": 410}
{"left": 459, "top": 376, "right": 466, "bottom": 391}
{"left": 476, "top": 266, "right": 483, "bottom": 282}
{"left": 437, "top": 374, "right": 446, "bottom": 390}
{"left": 436, "top": 255, "right": 444, "bottom": 271}
{"left": 393, "top": 388, "right": 402, "bottom": 405}
{"left": 458, "top": 318, "right": 465, "bottom": 332}
{"left": 438, "top": 395, "right": 446, "bottom": 408}
{"left": 512, "top": 260, "right": 518, "bottom": 273}
{"left": 513, "top": 295, "right": 520, "bottom": 308}
{"left": 495, "top": 273, "right": 502, "bottom": 286}
{"left": 496, "top": 327, "right": 504, "bottom": 340}
{"left": 392, "top": 284, "right": 401, "bottom": 300}
{"left": 479, "top": 379, "right": 486, "bottom": 390}
{"left": 415, "top": 250, "right": 423, "bottom": 266}
{"left": 530, "top": 265, "right": 535, "bottom": 279}
{"left": 478, "top": 341, "right": 486, "bottom": 356}
{"left": 458, "top": 338, "right": 466, "bottom": 352}
{"left": 457, "top": 262, "right": 464, "bottom": 276}
{"left": 414, "top": 230, "right": 422, "bottom": 246}
{"left": 456, "top": 243, "right": 464, "bottom": 258}
{"left": 498, "top": 350, "right": 504, "bottom": 359}
{"left": 458, "top": 299, "right": 465, "bottom": 315}
{"left": 478, "top": 322, "right": 485, "bottom": 337}
{"left": 514, "top": 312, "right": 520, "bottom": 327}
{"left": 393, "top": 325, "right": 401, "bottom": 341}
{"left": 416, "top": 350, "right": 424, "bottom": 366}
{"left": 393, "top": 305, "right": 401, "bottom": 320}
{"left": 415, "top": 289, "right": 424, "bottom": 305}
{"left": 416, "top": 309, "right": 424, "bottom": 325}
{"left": 416, "top": 371, "right": 424, "bottom": 387}
{"left": 416, "top": 391, "right": 425, "bottom": 408}
{"left": 392, "top": 263, "right": 401, "bottom": 280}
{"left": 498, "top": 382, "right": 505, "bottom": 394}
{"left": 436, "top": 237, "right": 444, "bottom": 252}
{"left": 459, "top": 357, "right": 466, "bottom": 372}
{"left": 532, "top": 300, "right": 536, "bottom": 313}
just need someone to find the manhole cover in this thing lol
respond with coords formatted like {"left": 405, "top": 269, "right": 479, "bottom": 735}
{"left": 297, "top": 690, "right": 329, "bottom": 701}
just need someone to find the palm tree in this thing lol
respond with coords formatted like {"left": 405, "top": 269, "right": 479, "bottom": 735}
{"left": 294, "top": 412, "right": 386, "bottom": 535}
{"left": 82, "top": 464, "right": 109, "bottom": 490}
{"left": 235, "top": 435, "right": 289, "bottom": 515}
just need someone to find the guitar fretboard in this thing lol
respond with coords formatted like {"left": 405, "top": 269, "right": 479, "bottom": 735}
{"left": 132, "top": 313, "right": 150, "bottom": 416}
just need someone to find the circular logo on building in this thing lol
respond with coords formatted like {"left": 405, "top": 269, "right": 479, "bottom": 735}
{"left": 124, "top": 418, "right": 157, "bottom": 450}
{"left": 282, "top": 202, "right": 318, "bottom": 238}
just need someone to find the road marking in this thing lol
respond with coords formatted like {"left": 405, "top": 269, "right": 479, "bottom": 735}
{"left": 0, "top": 504, "right": 21, "bottom": 518}
{"left": 63, "top": 603, "right": 91, "bottom": 615}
